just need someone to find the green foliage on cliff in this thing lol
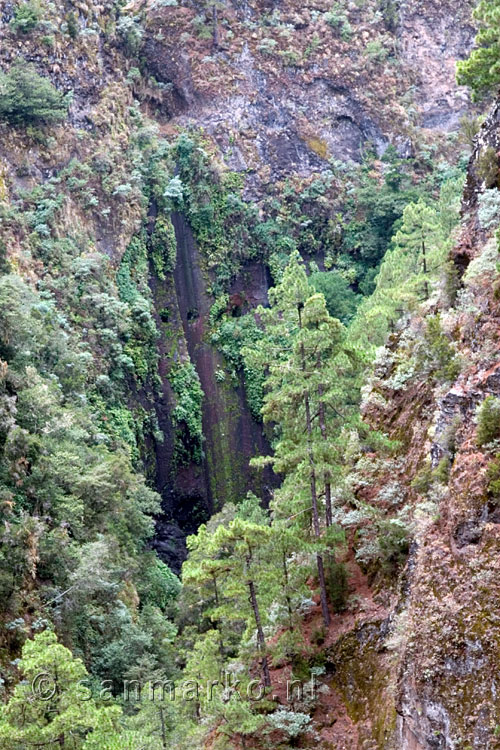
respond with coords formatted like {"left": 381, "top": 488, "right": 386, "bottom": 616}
{"left": 0, "top": 3, "right": 478, "bottom": 744}
{"left": 151, "top": 216, "right": 176, "bottom": 278}
{"left": 456, "top": 0, "right": 500, "bottom": 99}
{"left": 348, "top": 178, "right": 463, "bottom": 351}
{"left": 117, "top": 233, "right": 160, "bottom": 385}
{"left": 0, "top": 266, "right": 180, "bottom": 704}
{"left": 169, "top": 361, "right": 204, "bottom": 464}
{"left": 0, "top": 63, "right": 69, "bottom": 125}
{"left": 10, "top": 1, "right": 43, "bottom": 34}
{"left": 209, "top": 307, "right": 265, "bottom": 419}
{"left": 477, "top": 396, "right": 500, "bottom": 446}
{"left": 309, "top": 269, "right": 360, "bottom": 322}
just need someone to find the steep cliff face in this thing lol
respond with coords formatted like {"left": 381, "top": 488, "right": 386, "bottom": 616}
{"left": 0, "top": 0, "right": 476, "bottom": 573}
{"left": 141, "top": 0, "right": 475, "bottom": 191}
{"left": 354, "top": 106, "right": 500, "bottom": 748}
{"left": 2, "top": 0, "right": 499, "bottom": 746}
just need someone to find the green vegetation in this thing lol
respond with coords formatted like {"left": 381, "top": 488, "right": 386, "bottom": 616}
{"left": 348, "top": 178, "right": 463, "bottom": 352}
{"left": 477, "top": 396, "right": 500, "bottom": 446}
{"left": 0, "top": 63, "right": 69, "bottom": 125}
{"left": 151, "top": 216, "right": 176, "bottom": 278}
{"left": 209, "top": 305, "right": 265, "bottom": 419}
{"left": 9, "top": 1, "right": 42, "bottom": 34}
{"left": 0, "top": 631, "right": 108, "bottom": 748}
{"left": 456, "top": 0, "right": 500, "bottom": 99}
{"left": 476, "top": 145, "right": 499, "bottom": 187}
{"left": 0, "top": 4, "right": 481, "bottom": 745}
{"left": 169, "top": 361, "right": 204, "bottom": 465}
{"left": 487, "top": 453, "right": 500, "bottom": 499}
{"left": 0, "top": 267, "right": 180, "bottom": 706}
{"left": 248, "top": 253, "right": 359, "bottom": 626}
{"left": 309, "top": 269, "right": 360, "bottom": 323}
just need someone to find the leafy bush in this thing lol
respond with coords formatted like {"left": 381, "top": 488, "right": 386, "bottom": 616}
{"left": 169, "top": 361, "right": 204, "bottom": 464}
{"left": 151, "top": 215, "right": 176, "bottom": 278}
{"left": 268, "top": 710, "right": 311, "bottom": 739}
{"left": 309, "top": 270, "right": 360, "bottom": 323}
{"left": 459, "top": 114, "right": 482, "bottom": 147}
{"left": 378, "top": 519, "right": 410, "bottom": 570}
{"left": 10, "top": 1, "right": 42, "bottom": 33}
{"left": 477, "top": 396, "right": 500, "bottom": 446}
{"left": 0, "top": 64, "right": 69, "bottom": 125}
{"left": 487, "top": 454, "right": 500, "bottom": 500}
{"left": 325, "top": 560, "right": 349, "bottom": 613}
{"left": 211, "top": 311, "right": 265, "bottom": 420}
{"left": 137, "top": 558, "right": 181, "bottom": 613}
{"left": 478, "top": 189, "right": 500, "bottom": 229}
{"left": 117, "top": 15, "right": 144, "bottom": 55}
{"left": 66, "top": 10, "right": 78, "bottom": 38}
{"left": 420, "top": 315, "right": 461, "bottom": 383}
{"left": 476, "top": 146, "right": 499, "bottom": 188}
{"left": 324, "top": 3, "right": 352, "bottom": 40}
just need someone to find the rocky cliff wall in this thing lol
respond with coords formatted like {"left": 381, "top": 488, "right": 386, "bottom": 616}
{"left": 0, "top": 0, "right": 477, "bottom": 577}
{"left": 355, "top": 106, "right": 500, "bottom": 748}
{"left": 142, "top": 0, "right": 475, "bottom": 195}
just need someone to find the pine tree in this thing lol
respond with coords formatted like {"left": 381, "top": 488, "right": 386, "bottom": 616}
{"left": 183, "top": 511, "right": 275, "bottom": 689}
{"left": 183, "top": 525, "right": 230, "bottom": 656}
{"left": 456, "top": 0, "right": 500, "bottom": 100}
{"left": 0, "top": 630, "right": 107, "bottom": 749}
{"left": 392, "top": 200, "right": 441, "bottom": 301}
{"left": 348, "top": 183, "right": 460, "bottom": 352}
{"left": 251, "top": 252, "right": 355, "bottom": 628}
{"left": 211, "top": 518, "right": 273, "bottom": 687}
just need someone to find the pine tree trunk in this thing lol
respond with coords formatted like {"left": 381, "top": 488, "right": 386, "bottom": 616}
{"left": 247, "top": 572, "right": 271, "bottom": 687}
{"left": 212, "top": 575, "right": 225, "bottom": 657}
{"left": 316, "top": 551, "right": 330, "bottom": 627}
{"left": 282, "top": 549, "right": 294, "bottom": 631}
{"left": 318, "top": 385, "right": 332, "bottom": 528}
{"left": 422, "top": 239, "right": 429, "bottom": 299}
{"left": 159, "top": 706, "right": 168, "bottom": 750}
{"left": 298, "top": 306, "right": 330, "bottom": 629}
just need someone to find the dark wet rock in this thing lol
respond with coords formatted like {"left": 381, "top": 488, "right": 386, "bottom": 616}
{"left": 454, "top": 521, "right": 483, "bottom": 548}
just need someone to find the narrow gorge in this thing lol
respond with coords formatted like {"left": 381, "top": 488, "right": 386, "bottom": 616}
{"left": 1, "top": 0, "right": 500, "bottom": 748}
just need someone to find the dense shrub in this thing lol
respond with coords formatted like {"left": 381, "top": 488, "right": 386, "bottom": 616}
{"left": 309, "top": 270, "right": 360, "bottom": 323}
{"left": 10, "top": 1, "right": 41, "bottom": 33}
{"left": 0, "top": 64, "right": 69, "bottom": 125}
{"left": 420, "top": 315, "right": 461, "bottom": 382}
{"left": 117, "top": 15, "right": 144, "bottom": 55}
{"left": 378, "top": 519, "right": 410, "bottom": 570}
{"left": 325, "top": 560, "right": 349, "bottom": 613}
{"left": 137, "top": 557, "right": 181, "bottom": 613}
{"left": 476, "top": 146, "right": 499, "bottom": 188}
{"left": 477, "top": 396, "right": 500, "bottom": 446}
{"left": 477, "top": 189, "right": 500, "bottom": 228}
